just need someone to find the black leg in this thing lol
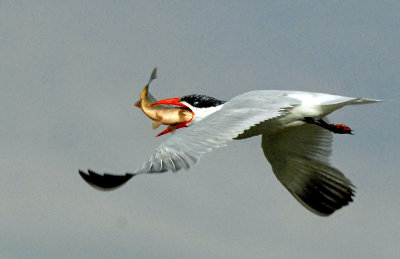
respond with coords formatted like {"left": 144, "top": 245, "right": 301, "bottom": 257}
{"left": 304, "top": 117, "right": 353, "bottom": 134}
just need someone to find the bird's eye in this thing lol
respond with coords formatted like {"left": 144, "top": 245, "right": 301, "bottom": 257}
{"left": 194, "top": 101, "right": 199, "bottom": 106}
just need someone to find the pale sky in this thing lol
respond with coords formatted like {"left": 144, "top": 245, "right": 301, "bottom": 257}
{"left": 1, "top": 1, "right": 399, "bottom": 258}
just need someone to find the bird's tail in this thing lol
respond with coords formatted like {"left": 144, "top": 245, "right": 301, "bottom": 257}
{"left": 320, "top": 97, "right": 381, "bottom": 116}
{"left": 347, "top": 97, "right": 382, "bottom": 105}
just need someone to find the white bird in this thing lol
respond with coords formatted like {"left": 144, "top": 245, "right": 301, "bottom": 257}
{"left": 79, "top": 70, "right": 381, "bottom": 216}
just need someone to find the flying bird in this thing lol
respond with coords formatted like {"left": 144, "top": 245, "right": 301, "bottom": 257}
{"left": 79, "top": 68, "right": 381, "bottom": 216}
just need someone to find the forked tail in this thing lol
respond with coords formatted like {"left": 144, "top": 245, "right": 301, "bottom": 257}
{"left": 348, "top": 97, "right": 382, "bottom": 105}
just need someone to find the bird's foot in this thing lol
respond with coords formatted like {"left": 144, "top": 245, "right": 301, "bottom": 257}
{"left": 304, "top": 117, "right": 353, "bottom": 134}
{"left": 329, "top": 124, "right": 353, "bottom": 134}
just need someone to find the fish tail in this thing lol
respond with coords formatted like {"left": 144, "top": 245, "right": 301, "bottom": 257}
{"left": 148, "top": 67, "right": 157, "bottom": 85}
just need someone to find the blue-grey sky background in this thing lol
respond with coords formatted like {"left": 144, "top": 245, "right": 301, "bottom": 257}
{"left": 1, "top": 1, "right": 399, "bottom": 258}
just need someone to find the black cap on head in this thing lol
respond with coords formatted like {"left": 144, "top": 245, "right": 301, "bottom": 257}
{"left": 179, "top": 94, "right": 225, "bottom": 108}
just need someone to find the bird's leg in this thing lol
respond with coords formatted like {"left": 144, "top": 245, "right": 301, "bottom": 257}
{"left": 304, "top": 117, "right": 353, "bottom": 134}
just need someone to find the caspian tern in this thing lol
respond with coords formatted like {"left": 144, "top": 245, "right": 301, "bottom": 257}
{"left": 79, "top": 69, "right": 381, "bottom": 216}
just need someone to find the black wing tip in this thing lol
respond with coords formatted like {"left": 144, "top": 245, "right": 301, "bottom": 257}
{"left": 78, "top": 169, "right": 135, "bottom": 191}
{"left": 295, "top": 177, "right": 355, "bottom": 216}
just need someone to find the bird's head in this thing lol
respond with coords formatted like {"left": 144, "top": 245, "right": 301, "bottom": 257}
{"left": 151, "top": 94, "right": 225, "bottom": 136}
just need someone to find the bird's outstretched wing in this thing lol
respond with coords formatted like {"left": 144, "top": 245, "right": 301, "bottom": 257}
{"left": 79, "top": 91, "right": 299, "bottom": 190}
{"left": 261, "top": 123, "right": 354, "bottom": 216}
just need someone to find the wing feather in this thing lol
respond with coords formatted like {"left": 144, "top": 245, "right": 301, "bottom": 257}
{"left": 261, "top": 123, "right": 354, "bottom": 216}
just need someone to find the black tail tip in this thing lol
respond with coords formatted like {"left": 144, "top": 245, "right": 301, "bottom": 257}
{"left": 78, "top": 169, "right": 135, "bottom": 191}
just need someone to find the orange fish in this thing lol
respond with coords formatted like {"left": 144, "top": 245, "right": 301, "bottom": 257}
{"left": 135, "top": 68, "right": 193, "bottom": 136}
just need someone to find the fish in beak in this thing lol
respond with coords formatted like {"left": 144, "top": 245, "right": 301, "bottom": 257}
{"left": 135, "top": 68, "right": 194, "bottom": 136}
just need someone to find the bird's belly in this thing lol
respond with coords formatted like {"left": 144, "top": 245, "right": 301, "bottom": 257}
{"left": 269, "top": 105, "right": 325, "bottom": 131}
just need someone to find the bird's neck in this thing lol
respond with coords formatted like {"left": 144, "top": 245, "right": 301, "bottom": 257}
{"left": 187, "top": 104, "right": 224, "bottom": 125}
